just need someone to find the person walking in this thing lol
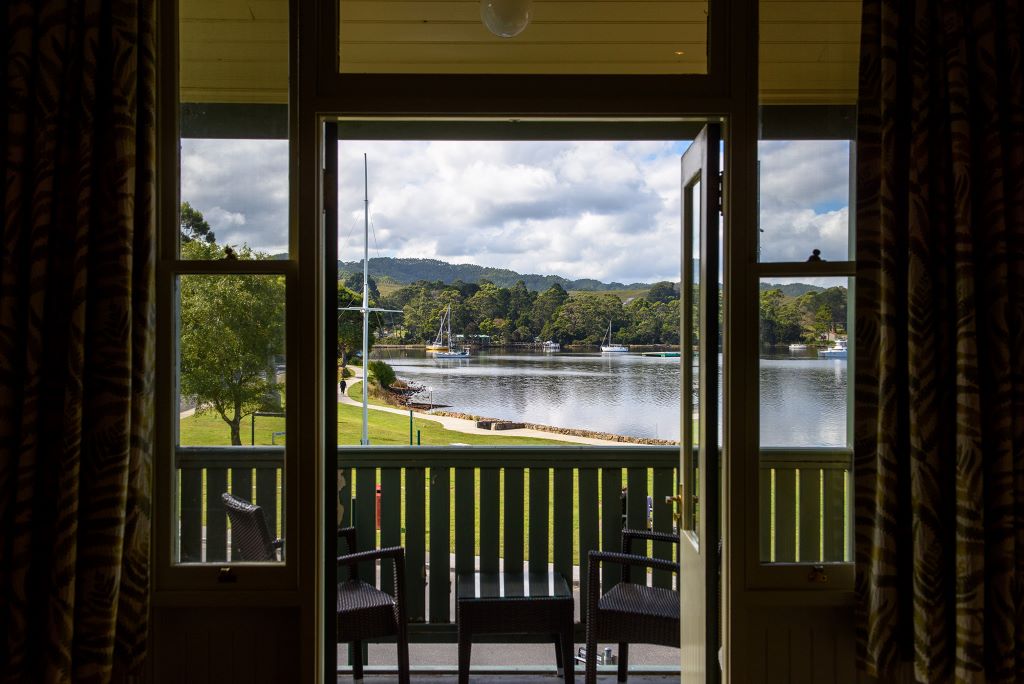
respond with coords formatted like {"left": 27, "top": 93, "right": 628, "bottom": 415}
{"left": 339, "top": 378, "right": 347, "bottom": 394}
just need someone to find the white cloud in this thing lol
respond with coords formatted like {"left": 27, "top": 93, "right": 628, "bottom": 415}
{"left": 179, "top": 138, "right": 852, "bottom": 281}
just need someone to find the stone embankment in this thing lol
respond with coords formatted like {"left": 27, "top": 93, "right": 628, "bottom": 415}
{"left": 431, "top": 410, "right": 679, "bottom": 446}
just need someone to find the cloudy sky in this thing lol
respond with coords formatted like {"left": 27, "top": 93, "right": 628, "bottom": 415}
{"left": 181, "top": 138, "right": 851, "bottom": 283}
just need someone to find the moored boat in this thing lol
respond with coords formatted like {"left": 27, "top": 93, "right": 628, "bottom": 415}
{"left": 600, "top": 321, "right": 629, "bottom": 353}
{"left": 817, "top": 338, "right": 848, "bottom": 358}
{"left": 788, "top": 343, "right": 808, "bottom": 351}
{"left": 541, "top": 341, "right": 560, "bottom": 352}
{"left": 429, "top": 304, "right": 471, "bottom": 358}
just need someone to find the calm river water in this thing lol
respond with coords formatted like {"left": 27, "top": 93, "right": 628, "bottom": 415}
{"left": 371, "top": 349, "right": 848, "bottom": 446}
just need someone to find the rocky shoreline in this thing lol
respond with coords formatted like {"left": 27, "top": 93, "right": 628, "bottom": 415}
{"left": 428, "top": 410, "right": 679, "bottom": 446}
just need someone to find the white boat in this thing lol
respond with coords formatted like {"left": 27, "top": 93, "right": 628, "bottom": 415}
{"left": 600, "top": 321, "right": 629, "bottom": 353}
{"left": 788, "top": 343, "right": 808, "bottom": 351}
{"left": 430, "top": 305, "right": 471, "bottom": 359}
{"left": 817, "top": 338, "right": 848, "bottom": 358}
{"left": 541, "top": 341, "right": 560, "bottom": 352}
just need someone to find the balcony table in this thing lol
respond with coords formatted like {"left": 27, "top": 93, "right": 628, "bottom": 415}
{"left": 456, "top": 571, "right": 575, "bottom": 684}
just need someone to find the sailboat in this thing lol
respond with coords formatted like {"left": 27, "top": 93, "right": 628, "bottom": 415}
{"left": 338, "top": 154, "right": 402, "bottom": 445}
{"left": 600, "top": 320, "right": 629, "bottom": 353}
{"left": 431, "top": 304, "right": 471, "bottom": 359}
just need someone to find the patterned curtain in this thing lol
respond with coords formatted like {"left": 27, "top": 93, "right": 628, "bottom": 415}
{"left": 855, "top": 0, "right": 1024, "bottom": 682}
{"left": 0, "top": 1, "right": 155, "bottom": 682}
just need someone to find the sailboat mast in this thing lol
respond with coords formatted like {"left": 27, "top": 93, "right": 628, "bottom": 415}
{"left": 361, "top": 154, "right": 370, "bottom": 446}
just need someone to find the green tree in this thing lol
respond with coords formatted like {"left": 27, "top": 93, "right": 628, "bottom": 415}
{"left": 337, "top": 282, "right": 382, "bottom": 367}
{"left": 549, "top": 293, "right": 624, "bottom": 344}
{"left": 179, "top": 241, "right": 285, "bottom": 445}
{"left": 531, "top": 284, "right": 570, "bottom": 337}
{"left": 342, "top": 271, "right": 380, "bottom": 304}
{"left": 368, "top": 360, "right": 396, "bottom": 388}
{"left": 180, "top": 202, "right": 216, "bottom": 244}
{"left": 646, "top": 281, "right": 678, "bottom": 304}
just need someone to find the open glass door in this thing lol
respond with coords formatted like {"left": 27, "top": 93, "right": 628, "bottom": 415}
{"left": 678, "top": 123, "right": 721, "bottom": 683}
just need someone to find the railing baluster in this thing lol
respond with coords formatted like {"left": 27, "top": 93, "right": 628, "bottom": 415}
{"left": 601, "top": 467, "right": 623, "bottom": 589}
{"left": 404, "top": 467, "right": 426, "bottom": 621}
{"left": 553, "top": 468, "right": 573, "bottom": 581}
{"left": 528, "top": 467, "right": 549, "bottom": 573}
{"left": 578, "top": 468, "right": 599, "bottom": 622}
{"left": 180, "top": 467, "right": 202, "bottom": 562}
{"left": 337, "top": 466, "right": 353, "bottom": 581}
{"left": 230, "top": 467, "right": 253, "bottom": 561}
{"left": 651, "top": 467, "right": 674, "bottom": 588}
{"left": 428, "top": 467, "right": 451, "bottom": 623}
{"left": 479, "top": 468, "right": 500, "bottom": 574}
{"left": 355, "top": 467, "right": 377, "bottom": 584}
{"left": 206, "top": 467, "right": 228, "bottom": 562}
{"left": 759, "top": 466, "right": 772, "bottom": 562}
{"left": 626, "top": 467, "right": 648, "bottom": 584}
{"left": 504, "top": 468, "right": 524, "bottom": 573}
{"left": 380, "top": 467, "right": 401, "bottom": 595}
{"left": 798, "top": 469, "right": 821, "bottom": 562}
{"left": 775, "top": 468, "right": 797, "bottom": 562}
{"left": 823, "top": 469, "right": 846, "bottom": 561}
{"left": 455, "top": 467, "right": 474, "bottom": 575}
{"left": 256, "top": 467, "right": 277, "bottom": 540}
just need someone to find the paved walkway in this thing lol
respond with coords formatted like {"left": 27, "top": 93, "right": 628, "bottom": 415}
{"left": 340, "top": 370, "right": 625, "bottom": 446}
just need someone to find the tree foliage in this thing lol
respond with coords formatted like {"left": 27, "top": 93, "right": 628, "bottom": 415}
{"left": 179, "top": 240, "right": 285, "bottom": 445}
{"left": 336, "top": 282, "right": 380, "bottom": 367}
{"left": 180, "top": 201, "right": 216, "bottom": 244}
{"left": 368, "top": 360, "right": 396, "bottom": 389}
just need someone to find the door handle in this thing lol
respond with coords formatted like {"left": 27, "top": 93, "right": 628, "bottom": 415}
{"left": 665, "top": 485, "right": 684, "bottom": 527}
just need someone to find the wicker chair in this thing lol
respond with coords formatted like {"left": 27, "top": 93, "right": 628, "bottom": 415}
{"left": 221, "top": 492, "right": 283, "bottom": 561}
{"left": 584, "top": 528, "right": 680, "bottom": 683}
{"left": 336, "top": 526, "right": 410, "bottom": 684}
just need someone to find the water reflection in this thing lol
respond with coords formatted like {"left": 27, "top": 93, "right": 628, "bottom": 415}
{"left": 370, "top": 349, "right": 846, "bottom": 446}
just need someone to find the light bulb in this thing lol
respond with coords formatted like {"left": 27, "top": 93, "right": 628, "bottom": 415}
{"left": 481, "top": 0, "right": 532, "bottom": 38}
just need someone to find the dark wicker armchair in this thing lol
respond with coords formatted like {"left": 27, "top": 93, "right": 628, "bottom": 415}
{"left": 336, "top": 526, "right": 410, "bottom": 684}
{"left": 584, "top": 528, "right": 680, "bottom": 683}
{"left": 221, "top": 492, "right": 283, "bottom": 561}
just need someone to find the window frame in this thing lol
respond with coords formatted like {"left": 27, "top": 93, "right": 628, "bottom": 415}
{"left": 153, "top": 0, "right": 300, "bottom": 592}
{"left": 746, "top": 129, "right": 857, "bottom": 591}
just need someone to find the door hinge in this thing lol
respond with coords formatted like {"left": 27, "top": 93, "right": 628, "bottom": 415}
{"left": 716, "top": 171, "right": 724, "bottom": 216}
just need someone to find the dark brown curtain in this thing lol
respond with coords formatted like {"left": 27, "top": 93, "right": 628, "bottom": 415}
{"left": 855, "top": 0, "right": 1024, "bottom": 681}
{"left": 0, "top": 0, "right": 155, "bottom": 681}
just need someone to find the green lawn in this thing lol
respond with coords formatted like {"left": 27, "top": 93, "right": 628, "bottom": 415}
{"left": 180, "top": 401, "right": 569, "bottom": 448}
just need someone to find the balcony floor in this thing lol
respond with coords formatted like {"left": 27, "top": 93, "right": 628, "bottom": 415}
{"left": 336, "top": 676, "right": 679, "bottom": 683}
{"left": 338, "top": 641, "right": 680, "bottom": 683}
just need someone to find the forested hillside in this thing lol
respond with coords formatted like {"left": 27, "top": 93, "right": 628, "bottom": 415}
{"left": 337, "top": 257, "right": 651, "bottom": 292}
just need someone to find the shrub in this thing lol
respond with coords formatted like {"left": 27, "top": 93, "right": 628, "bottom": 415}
{"left": 368, "top": 360, "right": 396, "bottom": 389}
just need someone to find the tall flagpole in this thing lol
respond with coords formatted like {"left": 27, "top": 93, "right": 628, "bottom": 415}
{"left": 339, "top": 154, "right": 402, "bottom": 446}
{"left": 361, "top": 154, "right": 370, "bottom": 445}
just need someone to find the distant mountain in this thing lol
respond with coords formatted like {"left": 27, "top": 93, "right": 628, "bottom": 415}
{"left": 759, "top": 282, "right": 827, "bottom": 297}
{"left": 337, "top": 257, "right": 655, "bottom": 292}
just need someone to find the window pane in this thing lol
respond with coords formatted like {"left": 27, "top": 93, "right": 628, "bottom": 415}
{"left": 757, "top": 140, "right": 851, "bottom": 262}
{"left": 758, "top": 277, "right": 849, "bottom": 447}
{"left": 758, "top": 276, "right": 852, "bottom": 564}
{"left": 176, "top": 274, "right": 286, "bottom": 563}
{"left": 180, "top": 0, "right": 289, "bottom": 258}
{"left": 338, "top": 1, "right": 707, "bottom": 75}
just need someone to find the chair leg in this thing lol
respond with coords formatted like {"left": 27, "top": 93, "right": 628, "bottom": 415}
{"left": 458, "top": 633, "right": 472, "bottom": 684}
{"left": 352, "top": 640, "right": 363, "bottom": 682}
{"left": 584, "top": 630, "right": 598, "bottom": 684}
{"left": 396, "top": 623, "right": 411, "bottom": 684}
{"left": 560, "top": 623, "right": 576, "bottom": 683}
{"left": 617, "top": 643, "right": 628, "bottom": 682}
{"left": 555, "top": 634, "right": 563, "bottom": 675}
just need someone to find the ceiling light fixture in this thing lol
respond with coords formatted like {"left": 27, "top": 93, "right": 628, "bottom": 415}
{"left": 481, "top": 0, "right": 532, "bottom": 38}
